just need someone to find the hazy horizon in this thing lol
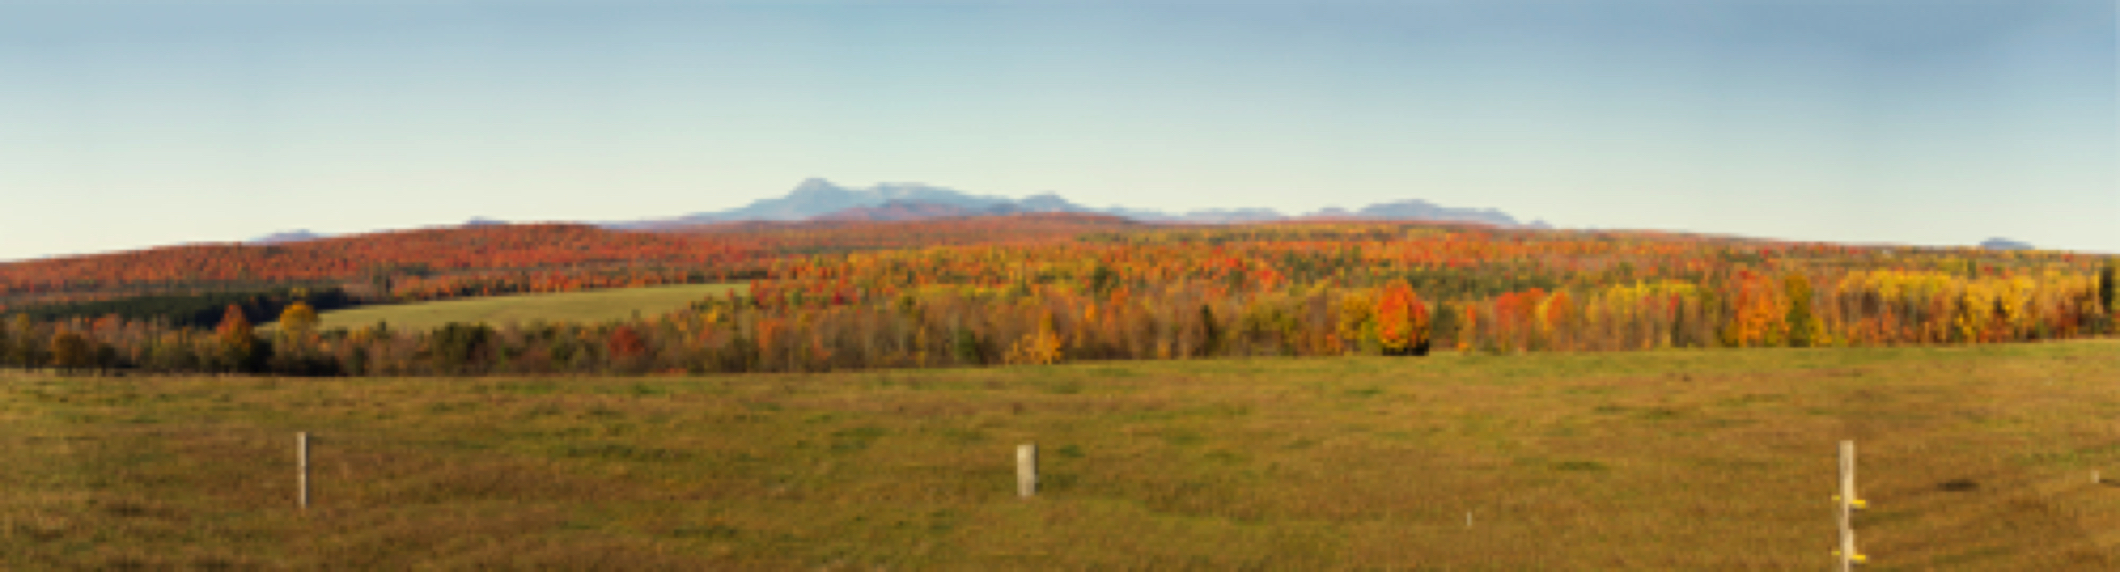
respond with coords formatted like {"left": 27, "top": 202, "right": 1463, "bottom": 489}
{"left": 4, "top": 0, "right": 2114, "bottom": 261}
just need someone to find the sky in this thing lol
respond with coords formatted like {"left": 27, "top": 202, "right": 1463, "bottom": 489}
{"left": 1, "top": 0, "right": 2113, "bottom": 260}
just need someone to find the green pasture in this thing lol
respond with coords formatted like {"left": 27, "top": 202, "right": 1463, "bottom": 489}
{"left": 283, "top": 283, "right": 747, "bottom": 331}
{"left": 4, "top": 340, "right": 2117, "bottom": 569}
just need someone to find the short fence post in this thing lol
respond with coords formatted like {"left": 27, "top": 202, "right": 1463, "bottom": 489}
{"left": 1834, "top": 440, "right": 1866, "bottom": 569}
{"left": 1017, "top": 443, "right": 1038, "bottom": 498}
{"left": 298, "top": 432, "right": 310, "bottom": 510}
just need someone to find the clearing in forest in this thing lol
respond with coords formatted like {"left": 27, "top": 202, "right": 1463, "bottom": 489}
{"left": 288, "top": 283, "right": 747, "bottom": 331}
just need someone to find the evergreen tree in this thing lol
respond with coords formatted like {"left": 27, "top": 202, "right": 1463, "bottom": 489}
{"left": 94, "top": 343, "right": 121, "bottom": 375}
{"left": 1198, "top": 304, "right": 1222, "bottom": 357}
{"left": 432, "top": 322, "right": 496, "bottom": 375}
{"left": 952, "top": 327, "right": 984, "bottom": 365}
{"left": 2101, "top": 263, "right": 2117, "bottom": 316}
{"left": 1090, "top": 264, "right": 1117, "bottom": 298}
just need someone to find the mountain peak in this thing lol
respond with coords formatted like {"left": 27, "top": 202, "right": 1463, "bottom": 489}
{"left": 1981, "top": 237, "right": 2032, "bottom": 250}
{"left": 609, "top": 179, "right": 1543, "bottom": 230}
{"left": 251, "top": 229, "right": 327, "bottom": 244}
{"left": 790, "top": 178, "right": 851, "bottom": 196}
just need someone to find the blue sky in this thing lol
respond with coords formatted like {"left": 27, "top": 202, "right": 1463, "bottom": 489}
{"left": 2, "top": 0, "right": 2112, "bottom": 260}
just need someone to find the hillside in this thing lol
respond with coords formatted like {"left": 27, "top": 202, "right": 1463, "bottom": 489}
{"left": 7, "top": 340, "right": 2116, "bottom": 568}
{"left": 263, "top": 283, "right": 747, "bottom": 332}
{"left": 0, "top": 224, "right": 764, "bottom": 307}
{"left": 3, "top": 217, "right": 2113, "bottom": 379}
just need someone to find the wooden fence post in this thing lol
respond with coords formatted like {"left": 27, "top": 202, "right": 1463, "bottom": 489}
{"left": 1017, "top": 443, "right": 1037, "bottom": 498}
{"left": 298, "top": 432, "right": 310, "bottom": 510}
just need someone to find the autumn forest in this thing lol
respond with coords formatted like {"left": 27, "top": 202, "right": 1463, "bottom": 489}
{"left": 2, "top": 214, "right": 2115, "bottom": 377}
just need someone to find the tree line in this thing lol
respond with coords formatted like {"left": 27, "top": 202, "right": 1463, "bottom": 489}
{"left": 6, "top": 287, "right": 352, "bottom": 330}
{"left": 0, "top": 265, "right": 2111, "bottom": 378}
{"left": 2, "top": 220, "right": 2114, "bottom": 378}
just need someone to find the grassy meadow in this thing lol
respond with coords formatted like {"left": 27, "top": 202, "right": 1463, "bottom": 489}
{"left": 4, "top": 340, "right": 2118, "bottom": 570}
{"left": 279, "top": 283, "right": 746, "bottom": 332}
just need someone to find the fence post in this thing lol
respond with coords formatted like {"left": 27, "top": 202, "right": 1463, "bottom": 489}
{"left": 1834, "top": 440, "right": 1866, "bottom": 569}
{"left": 298, "top": 432, "right": 310, "bottom": 510}
{"left": 1017, "top": 443, "right": 1038, "bottom": 498}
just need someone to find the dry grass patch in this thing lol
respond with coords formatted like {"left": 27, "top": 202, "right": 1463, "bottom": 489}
{"left": 2, "top": 340, "right": 2116, "bottom": 569}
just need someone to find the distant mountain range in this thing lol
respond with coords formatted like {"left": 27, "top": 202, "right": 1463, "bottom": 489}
{"left": 249, "top": 218, "right": 521, "bottom": 244}
{"left": 608, "top": 178, "right": 1552, "bottom": 230}
{"left": 233, "top": 181, "right": 2060, "bottom": 252}
{"left": 1980, "top": 238, "right": 2033, "bottom": 250}
{"left": 192, "top": 182, "right": 2073, "bottom": 254}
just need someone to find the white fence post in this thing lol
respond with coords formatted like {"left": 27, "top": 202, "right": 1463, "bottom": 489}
{"left": 1017, "top": 443, "right": 1038, "bottom": 498}
{"left": 1835, "top": 440, "right": 1866, "bottom": 569}
{"left": 298, "top": 432, "right": 310, "bottom": 510}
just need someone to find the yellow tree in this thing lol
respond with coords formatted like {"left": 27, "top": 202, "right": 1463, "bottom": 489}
{"left": 279, "top": 301, "right": 320, "bottom": 337}
{"left": 1007, "top": 312, "right": 1064, "bottom": 366}
{"left": 1457, "top": 304, "right": 1479, "bottom": 354}
{"left": 1336, "top": 290, "right": 1376, "bottom": 355}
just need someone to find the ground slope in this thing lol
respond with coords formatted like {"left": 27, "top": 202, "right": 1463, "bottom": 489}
{"left": 3, "top": 341, "right": 2116, "bottom": 569}
{"left": 287, "top": 283, "right": 745, "bottom": 331}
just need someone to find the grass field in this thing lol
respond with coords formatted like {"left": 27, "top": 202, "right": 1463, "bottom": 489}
{"left": 284, "top": 283, "right": 747, "bottom": 331}
{"left": 5, "top": 341, "right": 2118, "bottom": 570}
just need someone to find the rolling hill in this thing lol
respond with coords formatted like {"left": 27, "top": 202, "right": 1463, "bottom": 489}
{"left": 268, "top": 283, "right": 746, "bottom": 332}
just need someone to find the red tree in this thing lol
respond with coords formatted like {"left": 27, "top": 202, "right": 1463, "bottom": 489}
{"left": 607, "top": 325, "right": 648, "bottom": 359}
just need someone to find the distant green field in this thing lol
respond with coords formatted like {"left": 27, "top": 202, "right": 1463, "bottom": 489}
{"left": 285, "top": 283, "right": 747, "bottom": 331}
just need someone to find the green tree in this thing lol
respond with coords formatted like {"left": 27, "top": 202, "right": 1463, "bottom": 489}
{"left": 2094, "top": 262, "right": 2118, "bottom": 335}
{"left": 431, "top": 322, "right": 496, "bottom": 375}
{"left": 1198, "top": 304, "right": 1222, "bottom": 357}
{"left": 1089, "top": 264, "right": 1117, "bottom": 298}
{"left": 952, "top": 326, "right": 985, "bottom": 365}
{"left": 1784, "top": 275, "right": 1818, "bottom": 348}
